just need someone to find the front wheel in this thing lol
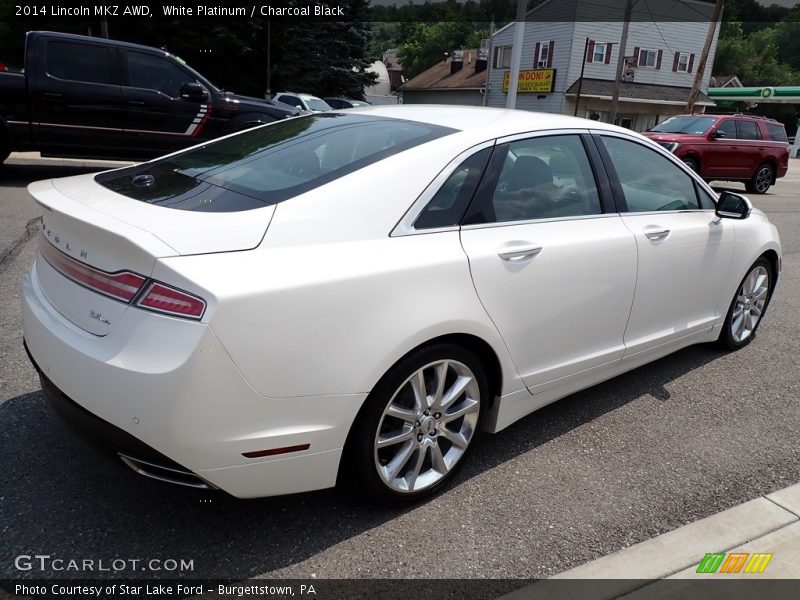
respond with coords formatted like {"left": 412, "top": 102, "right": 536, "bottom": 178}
{"left": 718, "top": 258, "right": 772, "bottom": 350}
{"left": 746, "top": 163, "right": 773, "bottom": 194}
{"left": 344, "top": 344, "right": 487, "bottom": 504}
{"left": 683, "top": 157, "right": 699, "bottom": 173}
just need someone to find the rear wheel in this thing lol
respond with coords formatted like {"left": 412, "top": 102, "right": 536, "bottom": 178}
{"left": 746, "top": 163, "right": 773, "bottom": 194}
{"left": 344, "top": 343, "right": 487, "bottom": 504}
{"left": 718, "top": 258, "right": 772, "bottom": 350}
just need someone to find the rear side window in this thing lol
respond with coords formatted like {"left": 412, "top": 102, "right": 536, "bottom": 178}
{"left": 766, "top": 122, "right": 789, "bottom": 143}
{"left": 737, "top": 120, "right": 761, "bottom": 140}
{"left": 46, "top": 41, "right": 115, "bottom": 85}
{"left": 96, "top": 114, "right": 456, "bottom": 211}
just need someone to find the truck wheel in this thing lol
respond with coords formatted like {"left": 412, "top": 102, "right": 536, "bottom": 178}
{"left": 683, "top": 157, "right": 699, "bottom": 173}
{"left": 746, "top": 163, "right": 773, "bottom": 194}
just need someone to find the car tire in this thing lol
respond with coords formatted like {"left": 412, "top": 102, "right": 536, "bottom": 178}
{"left": 343, "top": 343, "right": 488, "bottom": 505}
{"left": 718, "top": 257, "right": 773, "bottom": 351}
{"left": 746, "top": 163, "right": 773, "bottom": 194}
{"left": 683, "top": 157, "right": 699, "bottom": 173}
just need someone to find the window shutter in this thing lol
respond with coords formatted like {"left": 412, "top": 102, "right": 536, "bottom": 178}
{"left": 672, "top": 52, "right": 679, "bottom": 72}
{"left": 656, "top": 49, "right": 663, "bottom": 69}
{"left": 688, "top": 53, "right": 695, "bottom": 73}
{"left": 633, "top": 46, "right": 640, "bottom": 64}
{"left": 534, "top": 42, "right": 541, "bottom": 67}
{"left": 493, "top": 46, "right": 499, "bottom": 68}
{"left": 605, "top": 43, "right": 613, "bottom": 64}
{"left": 587, "top": 40, "right": 595, "bottom": 63}
{"left": 547, "top": 40, "right": 554, "bottom": 68}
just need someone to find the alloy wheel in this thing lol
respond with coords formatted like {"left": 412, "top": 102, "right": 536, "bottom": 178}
{"left": 755, "top": 166, "right": 772, "bottom": 193}
{"left": 373, "top": 359, "right": 480, "bottom": 494}
{"left": 730, "top": 265, "right": 770, "bottom": 343}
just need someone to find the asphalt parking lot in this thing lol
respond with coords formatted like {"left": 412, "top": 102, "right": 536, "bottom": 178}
{"left": 1, "top": 155, "right": 799, "bottom": 582}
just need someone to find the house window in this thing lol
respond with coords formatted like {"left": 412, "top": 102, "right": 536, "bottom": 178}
{"left": 495, "top": 46, "right": 512, "bottom": 69}
{"left": 677, "top": 52, "right": 690, "bottom": 72}
{"left": 639, "top": 48, "right": 658, "bottom": 68}
{"left": 593, "top": 42, "right": 607, "bottom": 63}
{"left": 537, "top": 41, "right": 550, "bottom": 68}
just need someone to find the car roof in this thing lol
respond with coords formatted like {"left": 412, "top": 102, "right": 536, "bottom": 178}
{"left": 346, "top": 105, "right": 628, "bottom": 138}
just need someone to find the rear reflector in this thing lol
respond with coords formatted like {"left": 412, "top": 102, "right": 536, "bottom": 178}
{"left": 136, "top": 282, "right": 206, "bottom": 320}
{"left": 39, "top": 238, "right": 146, "bottom": 302}
{"left": 242, "top": 444, "right": 311, "bottom": 459}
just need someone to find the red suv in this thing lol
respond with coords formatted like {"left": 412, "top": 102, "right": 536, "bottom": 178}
{"left": 644, "top": 114, "right": 790, "bottom": 194}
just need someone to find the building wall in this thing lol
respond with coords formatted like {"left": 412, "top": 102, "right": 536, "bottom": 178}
{"left": 486, "top": 0, "right": 719, "bottom": 122}
{"left": 402, "top": 90, "right": 483, "bottom": 106}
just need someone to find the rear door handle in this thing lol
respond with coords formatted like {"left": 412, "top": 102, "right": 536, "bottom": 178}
{"left": 498, "top": 242, "right": 543, "bottom": 261}
{"left": 644, "top": 228, "right": 670, "bottom": 240}
{"left": 127, "top": 99, "right": 145, "bottom": 106}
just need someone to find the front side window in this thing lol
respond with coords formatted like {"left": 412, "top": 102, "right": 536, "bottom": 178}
{"left": 276, "top": 95, "right": 302, "bottom": 108}
{"left": 415, "top": 148, "right": 491, "bottom": 230}
{"left": 600, "top": 136, "right": 700, "bottom": 212}
{"left": 96, "top": 114, "right": 456, "bottom": 212}
{"left": 715, "top": 119, "right": 737, "bottom": 138}
{"left": 127, "top": 52, "right": 194, "bottom": 98}
{"left": 46, "top": 41, "right": 115, "bottom": 85}
{"left": 467, "top": 135, "right": 602, "bottom": 224}
{"left": 639, "top": 48, "right": 658, "bottom": 68}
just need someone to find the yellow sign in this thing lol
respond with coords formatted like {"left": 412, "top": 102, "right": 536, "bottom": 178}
{"left": 502, "top": 69, "right": 556, "bottom": 93}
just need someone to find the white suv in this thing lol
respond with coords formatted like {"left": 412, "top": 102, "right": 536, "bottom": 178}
{"left": 273, "top": 92, "right": 332, "bottom": 113}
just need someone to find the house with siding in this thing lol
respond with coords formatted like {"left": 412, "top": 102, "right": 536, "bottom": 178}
{"left": 486, "top": 0, "right": 718, "bottom": 131}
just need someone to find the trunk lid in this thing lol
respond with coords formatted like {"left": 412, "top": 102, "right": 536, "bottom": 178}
{"left": 29, "top": 174, "right": 274, "bottom": 335}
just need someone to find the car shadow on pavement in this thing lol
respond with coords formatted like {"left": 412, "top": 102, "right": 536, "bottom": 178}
{"left": 0, "top": 342, "right": 728, "bottom": 580}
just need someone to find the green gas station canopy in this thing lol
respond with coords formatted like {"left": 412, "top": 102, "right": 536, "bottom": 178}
{"left": 707, "top": 87, "right": 800, "bottom": 102}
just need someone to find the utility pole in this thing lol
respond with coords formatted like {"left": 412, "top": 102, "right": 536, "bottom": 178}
{"left": 506, "top": 0, "right": 528, "bottom": 109}
{"left": 574, "top": 37, "right": 589, "bottom": 116}
{"left": 482, "top": 20, "right": 496, "bottom": 108}
{"left": 609, "top": 0, "right": 634, "bottom": 125}
{"left": 687, "top": 0, "right": 723, "bottom": 114}
{"left": 100, "top": 15, "right": 109, "bottom": 38}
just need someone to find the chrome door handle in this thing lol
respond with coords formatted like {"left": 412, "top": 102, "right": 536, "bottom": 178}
{"left": 498, "top": 243, "right": 543, "bottom": 261}
{"left": 644, "top": 229, "right": 670, "bottom": 240}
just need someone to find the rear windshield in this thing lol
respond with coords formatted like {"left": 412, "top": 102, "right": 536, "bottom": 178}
{"left": 96, "top": 114, "right": 455, "bottom": 212}
{"left": 651, "top": 116, "right": 716, "bottom": 135}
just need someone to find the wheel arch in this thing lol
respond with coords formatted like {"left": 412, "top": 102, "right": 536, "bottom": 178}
{"left": 337, "top": 331, "right": 505, "bottom": 484}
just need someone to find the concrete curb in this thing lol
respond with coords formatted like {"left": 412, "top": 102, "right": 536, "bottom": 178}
{"left": 503, "top": 483, "right": 800, "bottom": 600}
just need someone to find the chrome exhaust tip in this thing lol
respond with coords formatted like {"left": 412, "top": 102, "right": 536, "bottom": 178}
{"left": 118, "top": 454, "right": 217, "bottom": 490}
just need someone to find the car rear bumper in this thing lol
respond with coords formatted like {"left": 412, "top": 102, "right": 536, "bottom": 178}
{"left": 21, "top": 260, "right": 366, "bottom": 498}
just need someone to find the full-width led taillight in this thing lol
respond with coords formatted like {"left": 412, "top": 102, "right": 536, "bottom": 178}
{"left": 39, "top": 238, "right": 146, "bottom": 302}
{"left": 136, "top": 282, "right": 206, "bottom": 319}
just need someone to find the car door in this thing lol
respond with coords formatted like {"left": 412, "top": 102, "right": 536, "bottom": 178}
{"left": 121, "top": 50, "right": 210, "bottom": 157}
{"left": 705, "top": 118, "right": 739, "bottom": 178}
{"left": 32, "top": 38, "right": 124, "bottom": 154}
{"left": 595, "top": 133, "right": 734, "bottom": 357}
{"left": 458, "top": 133, "right": 638, "bottom": 392}
{"left": 734, "top": 119, "right": 764, "bottom": 177}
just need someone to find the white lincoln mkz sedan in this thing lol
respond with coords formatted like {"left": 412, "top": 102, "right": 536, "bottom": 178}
{"left": 22, "top": 106, "right": 780, "bottom": 503}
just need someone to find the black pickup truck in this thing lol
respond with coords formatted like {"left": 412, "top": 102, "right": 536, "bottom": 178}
{"left": 0, "top": 31, "right": 298, "bottom": 164}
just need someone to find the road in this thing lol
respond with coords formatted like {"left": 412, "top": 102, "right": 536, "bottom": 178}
{"left": 1, "top": 155, "right": 799, "bottom": 582}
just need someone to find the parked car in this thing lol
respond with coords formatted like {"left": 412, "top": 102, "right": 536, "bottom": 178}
{"left": 22, "top": 107, "right": 780, "bottom": 503}
{"left": 0, "top": 31, "right": 298, "bottom": 164}
{"left": 324, "top": 97, "right": 372, "bottom": 109}
{"left": 272, "top": 92, "right": 332, "bottom": 113}
{"left": 644, "top": 113, "right": 789, "bottom": 194}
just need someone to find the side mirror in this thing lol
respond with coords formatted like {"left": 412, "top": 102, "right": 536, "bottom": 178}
{"left": 180, "top": 82, "right": 208, "bottom": 102}
{"left": 716, "top": 191, "right": 752, "bottom": 220}
{"left": 711, "top": 129, "right": 726, "bottom": 139}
